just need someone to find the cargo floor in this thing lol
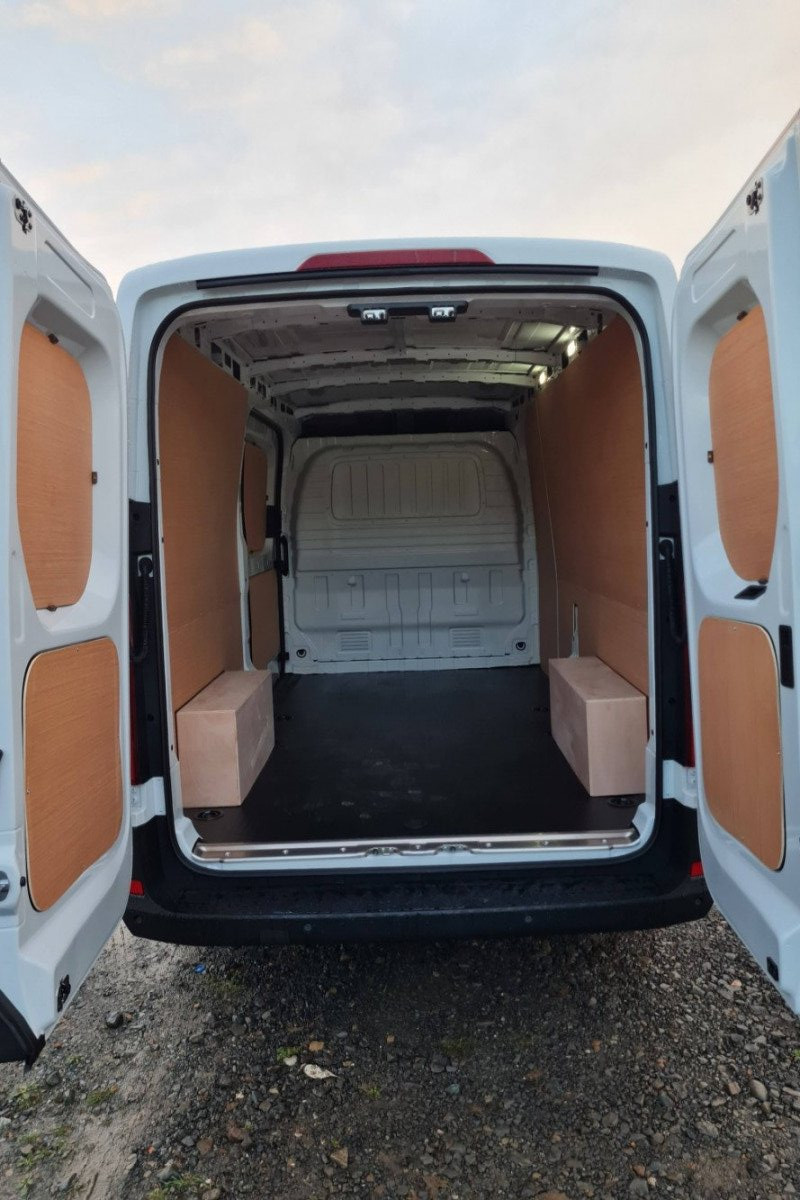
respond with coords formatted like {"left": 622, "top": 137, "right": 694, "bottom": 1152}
{"left": 187, "top": 667, "right": 641, "bottom": 846}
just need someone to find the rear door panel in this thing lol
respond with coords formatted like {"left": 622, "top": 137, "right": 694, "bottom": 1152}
{"left": 0, "top": 166, "right": 130, "bottom": 1061}
{"left": 674, "top": 112, "right": 800, "bottom": 1008}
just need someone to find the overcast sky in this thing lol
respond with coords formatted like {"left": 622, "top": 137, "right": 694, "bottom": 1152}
{"left": 1, "top": 0, "right": 798, "bottom": 291}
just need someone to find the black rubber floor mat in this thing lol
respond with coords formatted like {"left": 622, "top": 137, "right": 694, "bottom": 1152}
{"left": 186, "top": 667, "right": 641, "bottom": 844}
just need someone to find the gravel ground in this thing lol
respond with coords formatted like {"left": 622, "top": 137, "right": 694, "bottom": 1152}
{"left": 1, "top": 909, "right": 799, "bottom": 1199}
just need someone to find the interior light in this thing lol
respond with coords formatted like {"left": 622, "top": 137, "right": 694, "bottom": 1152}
{"left": 566, "top": 340, "right": 577, "bottom": 358}
{"left": 538, "top": 370, "right": 548, "bottom": 387}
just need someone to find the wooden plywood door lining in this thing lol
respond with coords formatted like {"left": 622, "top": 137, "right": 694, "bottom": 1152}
{"left": 526, "top": 318, "right": 649, "bottom": 692}
{"left": 708, "top": 305, "right": 778, "bottom": 583}
{"left": 158, "top": 334, "right": 249, "bottom": 716}
{"left": 24, "top": 638, "right": 122, "bottom": 911}
{"left": 17, "top": 322, "right": 93, "bottom": 609}
{"left": 242, "top": 441, "right": 268, "bottom": 552}
{"left": 249, "top": 569, "right": 281, "bottom": 668}
{"left": 698, "top": 617, "right": 783, "bottom": 870}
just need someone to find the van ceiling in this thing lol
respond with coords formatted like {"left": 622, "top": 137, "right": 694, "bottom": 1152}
{"left": 197, "top": 296, "right": 609, "bottom": 409}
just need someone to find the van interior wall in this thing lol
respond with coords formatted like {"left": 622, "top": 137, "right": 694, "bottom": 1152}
{"left": 287, "top": 430, "right": 532, "bottom": 668}
{"left": 526, "top": 318, "right": 649, "bottom": 695}
{"left": 242, "top": 439, "right": 281, "bottom": 669}
{"left": 158, "top": 334, "right": 249, "bottom": 732}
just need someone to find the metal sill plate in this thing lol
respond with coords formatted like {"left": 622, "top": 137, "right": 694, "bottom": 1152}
{"left": 192, "top": 827, "right": 640, "bottom": 863}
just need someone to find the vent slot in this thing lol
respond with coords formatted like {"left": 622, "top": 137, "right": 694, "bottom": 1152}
{"left": 450, "top": 627, "right": 482, "bottom": 648}
{"left": 338, "top": 630, "right": 371, "bottom": 652}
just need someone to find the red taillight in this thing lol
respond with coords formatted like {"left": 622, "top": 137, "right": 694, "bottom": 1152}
{"left": 130, "top": 879, "right": 145, "bottom": 896}
{"left": 297, "top": 248, "right": 494, "bottom": 272}
{"left": 689, "top": 860, "right": 704, "bottom": 879}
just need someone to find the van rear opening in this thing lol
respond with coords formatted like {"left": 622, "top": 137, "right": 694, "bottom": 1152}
{"left": 147, "top": 288, "right": 655, "bottom": 868}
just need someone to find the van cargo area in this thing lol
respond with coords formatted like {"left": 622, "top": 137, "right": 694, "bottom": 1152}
{"left": 151, "top": 289, "right": 653, "bottom": 866}
{"left": 186, "top": 669, "right": 639, "bottom": 855}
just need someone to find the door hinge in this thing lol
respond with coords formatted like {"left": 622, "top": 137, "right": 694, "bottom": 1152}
{"left": 663, "top": 760, "right": 698, "bottom": 809}
{"left": 14, "top": 197, "right": 33, "bottom": 234}
{"left": 130, "top": 776, "right": 167, "bottom": 825}
{"left": 56, "top": 976, "right": 71, "bottom": 1013}
{"left": 746, "top": 179, "right": 764, "bottom": 215}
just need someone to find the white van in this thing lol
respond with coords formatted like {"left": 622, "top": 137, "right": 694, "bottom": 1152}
{"left": 1, "top": 111, "right": 800, "bottom": 1066}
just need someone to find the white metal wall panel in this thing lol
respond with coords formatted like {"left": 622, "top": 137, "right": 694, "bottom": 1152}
{"left": 286, "top": 433, "right": 537, "bottom": 669}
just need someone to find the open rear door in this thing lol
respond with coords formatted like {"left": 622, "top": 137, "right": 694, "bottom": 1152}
{"left": 674, "top": 111, "right": 800, "bottom": 1009}
{"left": 0, "top": 166, "right": 130, "bottom": 1062}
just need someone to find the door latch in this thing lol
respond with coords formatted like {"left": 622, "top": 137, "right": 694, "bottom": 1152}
{"left": 56, "top": 976, "right": 71, "bottom": 1013}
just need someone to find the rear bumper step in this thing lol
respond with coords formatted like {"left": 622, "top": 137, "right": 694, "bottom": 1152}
{"left": 126, "top": 811, "right": 709, "bottom": 945}
{"left": 126, "top": 870, "right": 710, "bottom": 944}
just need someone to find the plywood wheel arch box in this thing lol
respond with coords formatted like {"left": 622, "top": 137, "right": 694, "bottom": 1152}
{"left": 176, "top": 670, "right": 275, "bottom": 809}
{"left": 549, "top": 656, "right": 647, "bottom": 797}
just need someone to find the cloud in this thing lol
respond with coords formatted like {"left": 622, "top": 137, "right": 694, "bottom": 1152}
{"left": 13, "top": 0, "right": 181, "bottom": 37}
{"left": 129, "top": 1, "right": 800, "bottom": 258}
{"left": 33, "top": 160, "right": 112, "bottom": 188}
{"left": 25, "top": 0, "right": 142, "bottom": 18}
{"left": 152, "top": 17, "right": 285, "bottom": 69}
{"left": 2, "top": 0, "right": 799, "bottom": 290}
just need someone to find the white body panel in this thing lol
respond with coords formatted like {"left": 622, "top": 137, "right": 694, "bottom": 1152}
{"left": 285, "top": 431, "right": 538, "bottom": 671}
{"left": 0, "top": 164, "right": 130, "bottom": 1050}
{"left": 674, "top": 113, "right": 800, "bottom": 1009}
